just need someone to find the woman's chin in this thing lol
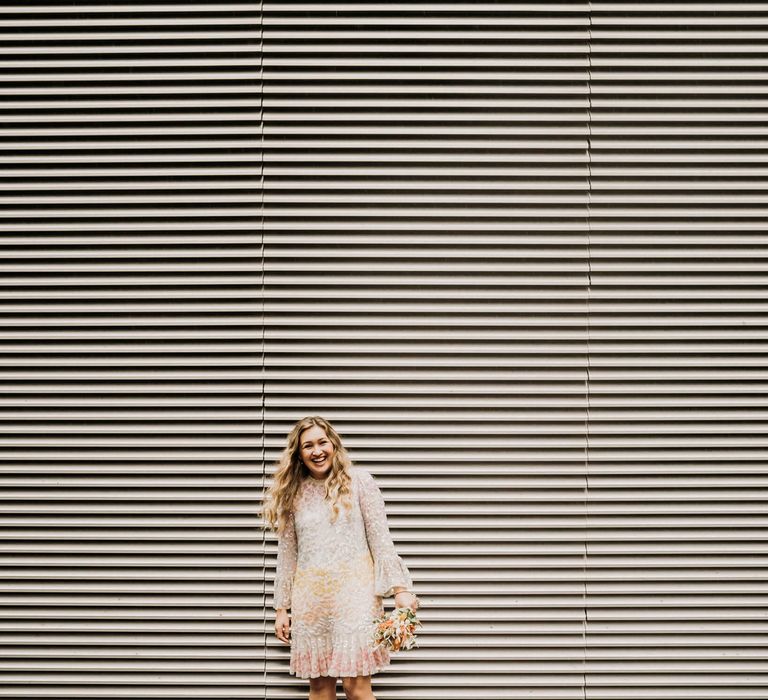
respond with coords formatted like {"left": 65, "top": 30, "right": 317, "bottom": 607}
{"left": 307, "top": 465, "right": 330, "bottom": 480}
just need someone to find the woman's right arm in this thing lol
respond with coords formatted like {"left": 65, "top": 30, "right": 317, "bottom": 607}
{"left": 273, "top": 511, "right": 297, "bottom": 611}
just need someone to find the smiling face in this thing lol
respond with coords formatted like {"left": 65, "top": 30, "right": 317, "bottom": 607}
{"left": 299, "top": 424, "right": 336, "bottom": 480}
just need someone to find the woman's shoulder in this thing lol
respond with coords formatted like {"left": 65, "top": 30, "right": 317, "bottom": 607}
{"left": 349, "top": 466, "right": 380, "bottom": 494}
{"left": 349, "top": 466, "right": 374, "bottom": 485}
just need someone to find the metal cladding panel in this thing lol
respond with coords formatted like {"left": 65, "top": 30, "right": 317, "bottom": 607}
{"left": 584, "top": 3, "right": 768, "bottom": 700}
{"left": 263, "top": 2, "right": 591, "bottom": 699}
{"left": 0, "top": 2, "right": 267, "bottom": 699}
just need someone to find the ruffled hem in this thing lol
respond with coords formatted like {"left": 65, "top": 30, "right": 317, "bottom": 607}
{"left": 290, "top": 631, "right": 390, "bottom": 679}
{"left": 374, "top": 554, "right": 414, "bottom": 598}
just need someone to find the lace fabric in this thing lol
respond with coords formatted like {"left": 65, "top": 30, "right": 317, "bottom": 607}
{"left": 272, "top": 467, "right": 414, "bottom": 678}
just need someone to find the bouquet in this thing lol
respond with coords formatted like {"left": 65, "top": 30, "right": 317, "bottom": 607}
{"left": 372, "top": 605, "right": 422, "bottom": 652}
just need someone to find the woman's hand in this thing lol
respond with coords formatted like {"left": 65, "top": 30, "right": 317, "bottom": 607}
{"left": 275, "top": 609, "right": 291, "bottom": 644}
{"left": 394, "top": 590, "right": 419, "bottom": 612}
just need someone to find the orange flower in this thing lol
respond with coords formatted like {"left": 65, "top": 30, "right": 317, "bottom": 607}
{"left": 372, "top": 606, "right": 422, "bottom": 654}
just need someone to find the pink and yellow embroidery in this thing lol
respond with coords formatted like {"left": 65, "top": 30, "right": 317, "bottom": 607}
{"left": 273, "top": 468, "right": 415, "bottom": 679}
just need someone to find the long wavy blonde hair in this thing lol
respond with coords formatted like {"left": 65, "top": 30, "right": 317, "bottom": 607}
{"left": 261, "top": 416, "right": 354, "bottom": 534}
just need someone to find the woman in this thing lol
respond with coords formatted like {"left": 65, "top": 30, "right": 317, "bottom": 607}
{"left": 261, "top": 416, "right": 419, "bottom": 700}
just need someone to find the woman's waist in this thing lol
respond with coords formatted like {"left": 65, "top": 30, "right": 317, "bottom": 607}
{"left": 296, "top": 549, "right": 373, "bottom": 574}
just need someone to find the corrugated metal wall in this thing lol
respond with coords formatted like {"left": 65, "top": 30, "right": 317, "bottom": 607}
{"left": 261, "top": 1, "right": 592, "bottom": 698}
{"left": 586, "top": 3, "right": 768, "bottom": 698}
{"left": 0, "top": 2, "right": 266, "bottom": 698}
{"left": 261, "top": 2, "right": 768, "bottom": 699}
{"left": 2, "top": 2, "right": 766, "bottom": 699}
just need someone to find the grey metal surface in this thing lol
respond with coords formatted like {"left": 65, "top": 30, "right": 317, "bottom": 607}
{"left": 261, "top": 1, "right": 768, "bottom": 698}
{"left": 1, "top": 1, "right": 766, "bottom": 699}
{"left": 0, "top": 1, "right": 266, "bottom": 698}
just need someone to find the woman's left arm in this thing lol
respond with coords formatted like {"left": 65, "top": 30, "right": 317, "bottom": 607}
{"left": 358, "top": 469, "right": 418, "bottom": 607}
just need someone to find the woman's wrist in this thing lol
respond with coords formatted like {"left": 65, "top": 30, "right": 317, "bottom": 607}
{"left": 394, "top": 590, "right": 418, "bottom": 606}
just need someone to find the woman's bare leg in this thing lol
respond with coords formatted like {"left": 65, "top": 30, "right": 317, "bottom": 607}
{"left": 341, "top": 675, "right": 375, "bottom": 700}
{"left": 309, "top": 675, "right": 337, "bottom": 700}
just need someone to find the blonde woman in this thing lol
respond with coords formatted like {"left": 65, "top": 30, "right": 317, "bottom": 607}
{"left": 262, "top": 416, "right": 419, "bottom": 700}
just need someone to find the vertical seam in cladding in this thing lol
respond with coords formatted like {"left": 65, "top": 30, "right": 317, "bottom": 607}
{"left": 583, "top": 3, "right": 593, "bottom": 698}
{"left": 259, "top": 2, "right": 268, "bottom": 694}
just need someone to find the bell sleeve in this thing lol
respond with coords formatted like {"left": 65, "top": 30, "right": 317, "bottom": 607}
{"left": 357, "top": 468, "right": 414, "bottom": 598}
{"left": 272, "top": 511, "right": 298, "bottom": 610}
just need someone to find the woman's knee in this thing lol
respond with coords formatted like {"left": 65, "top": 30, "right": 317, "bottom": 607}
{"left": 309, "top": 675, "right": 337, "bottom": 697}
{"left": 341, "top": 675, "right": 373, "bottom": 700}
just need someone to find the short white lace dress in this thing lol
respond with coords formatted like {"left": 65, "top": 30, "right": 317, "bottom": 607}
{"left": 272, "top": 466, "right": 414, "bottom": 679}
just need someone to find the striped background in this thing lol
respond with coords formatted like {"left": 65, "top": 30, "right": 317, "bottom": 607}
{"left": 1, "top": 2, "right": 767, "bottom": 699}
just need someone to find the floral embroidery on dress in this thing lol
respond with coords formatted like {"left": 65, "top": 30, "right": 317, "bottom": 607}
{"left": 273, "top": 467, "right": 415, "bottom": 679}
